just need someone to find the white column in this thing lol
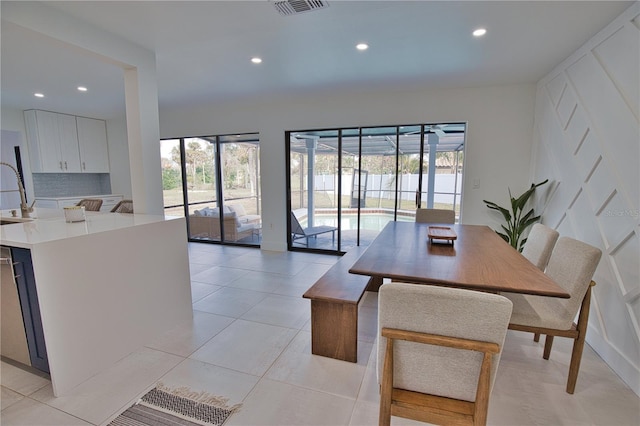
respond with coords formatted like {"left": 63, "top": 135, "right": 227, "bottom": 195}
{"left": 426, "top": 133, "right": 439, "bottom": 208}
{"left": 305, "top": 138, "right": 318, "bottom": 227}
{"left": 124, "top": 66, "right": 163, "bottom": 215}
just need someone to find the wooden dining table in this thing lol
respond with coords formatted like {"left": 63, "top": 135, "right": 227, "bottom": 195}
{"left": 349, "top": 222, "right": 570, "bottom": 298}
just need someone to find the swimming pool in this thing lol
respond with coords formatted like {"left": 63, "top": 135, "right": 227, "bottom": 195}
{"left": 300, "top": 213, "right": 413, "bottom": 232}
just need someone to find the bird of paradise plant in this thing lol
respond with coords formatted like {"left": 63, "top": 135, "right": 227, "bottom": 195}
{"left": 483, "top": 179, "right": 548, "bottom": 252}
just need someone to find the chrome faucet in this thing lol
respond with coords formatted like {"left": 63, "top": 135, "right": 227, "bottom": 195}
{"left": 1, "top": 162, "right": 35, "bottom": 218}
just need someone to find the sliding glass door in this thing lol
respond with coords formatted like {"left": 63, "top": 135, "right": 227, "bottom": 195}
{"left": 219, "top": 136, "right": 261, "bottom": 243}
{"left": 160, "top": 133, "right": 261, "bottom": 247}
{"left": 286, "top": 123, "right": 465, "bottom": 254}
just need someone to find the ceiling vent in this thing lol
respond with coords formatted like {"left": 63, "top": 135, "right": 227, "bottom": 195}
{"left": 271, "top": 0, "right": 329, "bottom": 16}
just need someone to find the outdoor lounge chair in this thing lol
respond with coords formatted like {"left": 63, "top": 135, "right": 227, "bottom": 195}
{"left": 291, "top": 212, "right": 337, "bottom": 246}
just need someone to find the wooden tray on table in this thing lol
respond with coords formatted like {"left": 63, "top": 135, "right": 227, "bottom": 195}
{"left": 428, "top": 226, "right": 457, "bottom": 245}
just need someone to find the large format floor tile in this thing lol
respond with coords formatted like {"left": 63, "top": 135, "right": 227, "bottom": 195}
{"left": 190, "top": 281, "right": 222, "bottom": 303}
{"left": 155, "top": 358, "right": 259, "bottom": 407}
{"left": 190, "top": 319, "right": 297, "bottom": 376}
{"left": 0, "top": 362, "right": 50, "bottom": 396}
{"left": 241, "top": 294, "right": 310, "bottom": 329}
{"left": 145, "top": 310, "right": 234, "bottom": 357}
{"left": 265, "top": 330, "right": 372, "bottom": 399}
{"left": 0, "top": 398, "right": 91, "bottom": 426}
{"left": 30, "top": 348, "right": 183, "bottom": 425}
{"left": 226, "top": 379, "right": 356, "bottom": 426}
{"left": 191, "top": 265, "right": 250, "bottom": 286}
{"left": 227, "top": 270, "right": 293, "bottom": 293}
{"left": 192, "top": 286, "right": 268, "bottom": 318}
{"left": 0, "top": 387, "right": 24, "bottom": 411}
{"left": 222, "top": 252, "right": 311, "bottom": 276}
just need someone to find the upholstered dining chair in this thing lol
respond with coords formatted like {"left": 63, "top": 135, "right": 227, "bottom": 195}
{"left": 415, "top": 208, "right": 455, "bottom": 224}
{"left": 522, "top": 223, "right": 560, "bottom": 271}
{"left": 110, "top": 199, "right": 134, "bottom": 213}
{"left": 505, "top": 236, "right": 601, "bottom": 394}
{"left": 76, "top": 198, "right": 103, "bottom": 211}
{"left": 378, "top": 283, "right": 512, "bottom": 426}
{"left": 519, "top": 223, "right": 560, "bottom": 343}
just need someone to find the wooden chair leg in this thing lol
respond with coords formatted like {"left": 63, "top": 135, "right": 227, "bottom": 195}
{"left": 473, "top": 352, "right": 493, "bottom": 426}
{"left": 533, "top": 333, "right": 540, "bottom": 342}
{"left": 566, "top": 281, "right": 595, "bottom": 394}
{"left": 567, "top": 333, "right": 586, "bottom": 394}
{"left": 543, "top": 335, "right": 554, "bottom": 359}
{"left": 379, "top": 338, "right": 394, "bottom": 426}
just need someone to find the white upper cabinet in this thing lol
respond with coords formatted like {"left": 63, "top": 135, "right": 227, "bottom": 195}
{"left": 77, "top": 117, "right": 109, "bottom": 173}
{"left": 24, "top": 110, "right": 109, "bottom": 173}
{"left": 25, "top": 110, "right": 81, "bottom": 172}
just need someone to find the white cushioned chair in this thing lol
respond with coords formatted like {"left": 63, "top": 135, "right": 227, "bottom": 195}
{"left": 505, "top": 236, "right": 602, "bottom": 394}
{"left": 521, "top": 223, "right": 559, "bottom": 271}
{"left": 378, "top": 283, "right": 512, "bottom": 426}
{"left": 517, "top": 223, "right": 560, "bottom": 343}
{"left": 415, "top": 208, "right": 455, "bottom": 224}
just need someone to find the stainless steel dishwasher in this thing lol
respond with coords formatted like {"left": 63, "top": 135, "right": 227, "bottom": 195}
{"left": 1, "top": 246, "right": 31, "bottom": 366}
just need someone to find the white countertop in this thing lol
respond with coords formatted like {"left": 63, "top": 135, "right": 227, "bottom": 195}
{"left": 1, "top": 208, "right": 182, "bottom": 249}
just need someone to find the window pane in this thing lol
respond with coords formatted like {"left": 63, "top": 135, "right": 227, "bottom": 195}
{"left": 290, "top": 130, "right": 339, "bottom": 250}
{"left": 220, "top": 136, "right": 261, "bottom": 244}
{"left": 185, "top": 137, "right": 219, "bottom": 241}
{"left": 287, "top": 123, "right": 465, "bottom": 252}
{"left": 160, "top": 139, "right": 184, "bottom": 217}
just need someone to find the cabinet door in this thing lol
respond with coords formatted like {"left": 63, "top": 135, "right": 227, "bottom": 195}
{"left": 28, "top": 111, "right": 64, "bottom": 172}
{"left": 77, "top": 117, "right": 109, "bottom": 173}
{"left": 57, "top": 114, "right": 81, "bottom": 172}
{"left": 11, "top": 248, "right": 49, "bottom": 373}
{"left": 25, "top": 111, "right": 81, "bottom": 173}
{"left": 58, "top": 199, "right": 82, "bottom": 208}
{"left": 34, "top": 199, "right": 58, "bottom": 209}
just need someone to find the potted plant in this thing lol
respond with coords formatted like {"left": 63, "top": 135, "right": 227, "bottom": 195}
{"left": 483, "top": 179, "right": 548, "bottom": 251}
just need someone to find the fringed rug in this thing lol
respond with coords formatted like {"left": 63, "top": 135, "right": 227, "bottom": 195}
{"left": 109, "top": 382, "right": 241, "bottom": 426}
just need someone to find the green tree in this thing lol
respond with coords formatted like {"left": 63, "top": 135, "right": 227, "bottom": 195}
{"left": 184, "top": 141, "right": 210, "bottom": 188}
{"left": 162, "top": 168, "right": 181, "bottom": 190}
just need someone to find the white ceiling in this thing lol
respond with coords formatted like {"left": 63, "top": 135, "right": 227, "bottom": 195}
{"left": 1, "top": 1, "right": 633, "bottom": 120}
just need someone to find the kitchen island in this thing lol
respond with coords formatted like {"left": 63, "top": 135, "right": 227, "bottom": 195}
{"left": 0, "top": 209, "right": 192, "bottom": 396}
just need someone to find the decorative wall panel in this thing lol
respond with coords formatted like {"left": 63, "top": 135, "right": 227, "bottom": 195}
{"left": 531, "top": 4, "right": 640, "bottom": 395}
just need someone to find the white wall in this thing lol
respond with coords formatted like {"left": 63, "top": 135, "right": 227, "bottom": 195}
{"left": 160, "top": 83, "right": 536, "bottom": 251}
{"left": 1, "top": 107, "right": 34, "bottom": 200}
{"left": 105, "top": 116, "right": 132, "bottom": 199}
{"left": 531, "top": 4, "right": 639, "bottom": 395}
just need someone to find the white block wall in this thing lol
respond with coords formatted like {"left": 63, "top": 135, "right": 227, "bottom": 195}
{"left": 531, "top": 4, "right": 639, "bottom": 395}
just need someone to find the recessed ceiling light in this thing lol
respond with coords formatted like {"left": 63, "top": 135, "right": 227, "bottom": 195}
{"left": 77, "top": 86, "right": 88, "bottom": 92}
{"left": 34, "top": 93, "right": 44, "bottom": 98}
{"left": 473, "top": 28, "right": 487, "bottom": 37}
{"left": 251, "top": 57, "right": 262, "bottom": 64}
{"left": 356, "top": 43, "right": 369, "bottom": 51}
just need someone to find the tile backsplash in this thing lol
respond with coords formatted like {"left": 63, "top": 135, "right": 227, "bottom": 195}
{"left": 33, "top": 173, "right": 112, "bottom": 197}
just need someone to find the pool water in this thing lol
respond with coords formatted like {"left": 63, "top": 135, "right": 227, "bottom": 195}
{"left": 301, "top": 213, "right": 413, "bottom": 232}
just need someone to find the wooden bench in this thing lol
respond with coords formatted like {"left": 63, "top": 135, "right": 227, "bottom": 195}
{"left": 302, "top": 246, "right": 373, "bottom": 363}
